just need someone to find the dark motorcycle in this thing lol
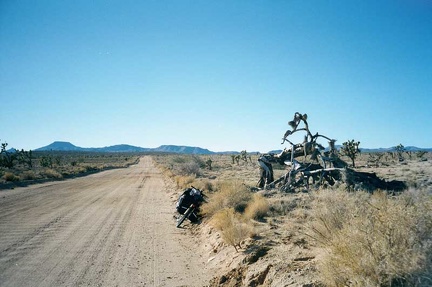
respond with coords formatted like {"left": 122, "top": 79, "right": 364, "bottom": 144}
{"left": 175, "top": 186, "right": 206, "bottom": 228}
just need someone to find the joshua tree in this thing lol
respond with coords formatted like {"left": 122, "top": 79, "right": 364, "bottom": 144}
{"left": 205, "top": 158, "right": 213, "bottom": 170}
{"left": 367, "top": 152, "right": 384, "bottom": 167}
{"left": 240, "top": 150, "right": 248, "bottom": 162}
{"left": 40, "top": 155, "right": 53, "bottom": 168}
{"left": 258, "top": 112, "right": 407, "bottom": 192}
{"left": 0, "top": 141, "right": 16, "bottom": 168}
{"left": 230, "top": 154, "right": 241, "bottom": 165}
{"left": 394, "top": 144, "right": 405, "bottom": 162}
{"left": 416, "top": 151, "right": 427, "bottom": 160}
{"left": 17, "top": 149, "right": 33, "bottom": 168}
{"left": 340, "top": 139, "right": 361, "bottom": 167}
{"left": 258, "top": 112, "right": 344, "bottom": 190}
{"left": 1, "top": 141, "right": 34, "bottom": 169}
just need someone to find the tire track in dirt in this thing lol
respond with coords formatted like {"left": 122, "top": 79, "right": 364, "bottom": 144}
{"left": 0, "top": 156, "right": 210, "bottom": 287}
{"left": 0, "top": 174, "right": 134, "bottom": 286}
{"left": 0, "top": 177, "right": 123, "bottom": 271}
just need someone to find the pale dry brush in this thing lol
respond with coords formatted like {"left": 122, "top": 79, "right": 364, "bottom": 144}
{"left": 210, "top": 208, "right": 254, "bottom": 252}
{"left": 201, "top": 180, "right": 252, "bottom": 217}
{"left": 307, "top": 188, "right": 432, "bottom": 286}
{"left": 244, "top": 193, "right": 270, "bottom": 220}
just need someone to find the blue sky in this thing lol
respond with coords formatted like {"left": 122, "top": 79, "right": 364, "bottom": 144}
{"left": 1, "top": 0, "right": 431, "bottom": 152}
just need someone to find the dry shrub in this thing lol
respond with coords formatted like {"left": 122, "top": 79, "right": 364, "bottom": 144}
{"left": 244, "top": 193, "right": 269, "bottom": 220}
{"left": 201, "top": 180, "right": 215, "bottom": 192}
{"left": 3, "top": 172, "right": 19, "bottom": 182}
{"left": 21, "top": 170, "right": 36, "bottom": 180}
{"left": 155, "top": 163, "right": 178, "bottom": 181}
{"left": 201, "top": 180, "right": 252, "bottom": 217}
{"left": 41, "top": 169, "right": 63, "bottom": 179}
{"left": 72, "top": 166, "right": 87, "bottom": 174}
{"left": 174, "top": 175, "right": 196, "bottom": 189}
{"left": 83, "top": 165, "right": 97, "bottom": 172}
{"left": 268, "top": 195, "right": 310, "bottom": 217}
{"left": 190, "top": 179, "right": 214, "bottom": 193}
{"left": 308, "top": 188, "right": 432, "bottom": 286}
{"left": 173, "top": 176, "right": 214, "bottom": 192}
{"left": 211, "top": 208, "right": 253, "bottom": 252}
{"left": 177, "top": 161, "right": 201, "bottom": 176}
{"left": 170, "top": 155, "right": 203, "bottom": 176}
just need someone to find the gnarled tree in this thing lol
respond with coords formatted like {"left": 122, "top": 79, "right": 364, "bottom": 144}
{"left": 257, "top": 112, "right": 406, "bottom": 193}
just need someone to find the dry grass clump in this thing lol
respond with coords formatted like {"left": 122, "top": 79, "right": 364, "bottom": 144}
{"left": 40, "top": 169, "right": 63, "bottom": 179}
{"left": 154, "top": 155, "right": 207, "bottom": 189}
{"left": 210, "top": 208, "right": 254, "bottom": 252}
{"left": 197, "top": 180, "right": 215, "bottom": 192}
{"left": 201, "top": 180, "right": 252, "bottom": 217}
{"left": 201, "top": 180, "right": 271, "bottom": 251}
{"left": 3, "top": 172, "right": 20, "bottom": 182}
{"left": 173, "top": 175, "right": 215, "bottom": 191}
{"left": 21, "top": 170, "right": 37, "bottom": 180}
{"left": 174, "top": 175, "right": 196, "bottom": 189}
{"left": 308, "top": 188, "right": 432, "bottom": 286}
{"left": 244, "top": 193, "right": 269, "bottom": 220}
{"left": 153, "top": 155, "right": 215, "bottom": 191}
{"left": 177, "top": 160, "right": 202, "bottom": 175}
{"left": 169, "top": 155, "right": 204, "bottom": 176}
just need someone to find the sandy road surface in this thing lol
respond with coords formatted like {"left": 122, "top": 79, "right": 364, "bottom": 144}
{"left": 0, "top": 156, "right": 210, "bottom": 287}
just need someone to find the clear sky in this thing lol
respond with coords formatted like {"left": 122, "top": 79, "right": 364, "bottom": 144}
{"left": 1, "top": 0, "right": 431, "bottom": 153}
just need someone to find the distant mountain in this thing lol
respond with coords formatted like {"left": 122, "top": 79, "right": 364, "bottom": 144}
{"left": 404, "top": 146, "right": 432, "bottom": 152}
{"left": 96, "top": 144, "right": 151, "bottom": 153}
{"left": 36, "top": 141, "right": 85, "bottom": 151}
{"left": 360, "top": 146, "right": 432, "bottom": 153}
{"left": 34, "top": 141, "right": 432, "bottom": 154}
{"left": 153, "top": 145, "right": 213, "bottom": 154}
{"left": 35, "top": 141, "right": 149, "bottom": 152}
{"left": 35, "top": 141, "right": 213, "bottom": 154}
{"left": 269, "top": 146, "right": 432, "bottom": 154}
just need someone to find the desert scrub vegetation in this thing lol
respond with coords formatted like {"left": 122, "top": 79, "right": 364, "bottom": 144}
{"left": 165, "top": 155, "right": 205, "bottom": 176}
{"left": 244, "top": 193, "right": 270, "bottom": 220}
{"left": 210, "top": 208, "right": 254, "bottom": 252}
{"left": 2, "top": 172, "right": 20, "bottom": 182}
{"left": 201, "top": 180, "right": 270, "bottom": 251}
{"left": 153, "top": 153, "right": 259, "bottom": 182}
{"left": 201, "top": 180, "right": 253, "bottom": 216}
{"left": 0, "top": 150, "right": 140, "bottom": 187}
{"left": 153, "top": 154, "right": 218, "bottom": 190}
{"left": 152, "top": 154, "right": 265, "bottom": 251}
{"left": 307, "top": 188, "right": 432, "bottom": 287}
{"left": 153, "top": 152, "right": 432, "bottom": 284}
{"left": 153, "top": 154, "right": 199, "bottom": 174}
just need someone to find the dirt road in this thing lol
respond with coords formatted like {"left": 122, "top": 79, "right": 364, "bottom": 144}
{"left": 0, "top": 156, "right": 210, "bottom": 287}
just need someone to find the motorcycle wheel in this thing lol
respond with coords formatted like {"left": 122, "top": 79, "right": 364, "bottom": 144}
{"left": 176, "top": 206, "right": 194, "bottom": 228}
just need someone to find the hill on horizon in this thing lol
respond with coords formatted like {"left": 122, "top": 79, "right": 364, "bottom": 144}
{"left": 34, "top": 141, "right": 432, "bottom": 154}
{"left": 35, "top": 141, "right": 216, "bottom": 154}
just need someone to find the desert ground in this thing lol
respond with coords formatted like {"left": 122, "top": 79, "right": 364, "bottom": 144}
{"left": 0, "top": 156, "right": 212, "bottom": 287}
{"left": 153, "top": 152, "right": 432, "bottom": 286}
{"left": 1, "top": 153, "right": 431, "bottom": 286}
